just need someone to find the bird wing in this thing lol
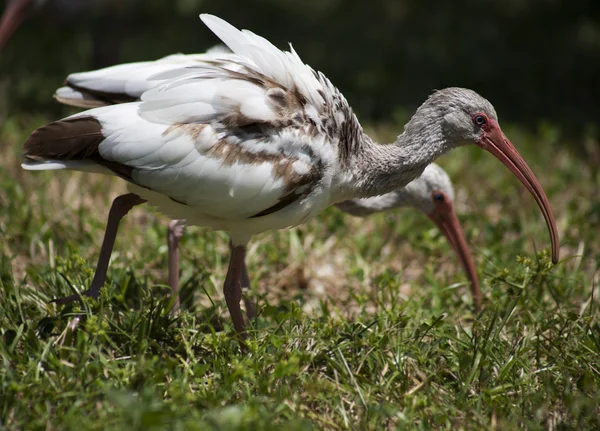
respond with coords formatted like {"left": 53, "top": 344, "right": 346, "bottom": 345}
{"left": 201, "top": 14, "right": 365, "bottom": 165}
{"left": 137, "top": 14, "right": 362, "bottom": 164}
{"left": 199, "top": 14, "right": 327, "bottom": 110}
{"left": 24, "top": 14, "right": 370, "bottom": 221}
{"left": 55, "top": 14, "right": 363, "bottom": 165}
{"left": 25, "top": 67, "right": 328, "bottom": 220}
{"left": 55, "top": 49, "right": 242, "bottom": 108}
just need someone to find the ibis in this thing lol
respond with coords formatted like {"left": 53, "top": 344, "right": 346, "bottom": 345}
{"left": 23, "top": 14, "right": 559, "bottom": 334}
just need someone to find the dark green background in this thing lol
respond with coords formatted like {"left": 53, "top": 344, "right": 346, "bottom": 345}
{"left": 0, "top": 0, "right": 598, "bottom": 136}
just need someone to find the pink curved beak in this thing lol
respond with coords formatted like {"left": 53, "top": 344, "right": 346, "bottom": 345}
{"left": 0, "top": 0, "right": 32, "bottom": 51}
{"left": 477, "top": 120, "right": 559, "bottom": 264}
{"left": 428, "top": 199, "right": 482, "bottom": 311}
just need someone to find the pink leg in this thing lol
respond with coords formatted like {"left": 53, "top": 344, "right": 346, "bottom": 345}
{"left": 240, "top": 260, "right": 256, "bottom": 320}
{"left": 228, "top": 240, "right": 255, "bottom": 319}
{"left": 224, "top": 244, "right": 248, "bottom": 335}
{"left": 167, "top": 219, "right": 185, "bottom": 312}
{"left": 53, "top": 193, "right": 146, "bottom": 305}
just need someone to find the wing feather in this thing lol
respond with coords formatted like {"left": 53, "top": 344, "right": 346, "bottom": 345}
{"left": 55, "top": 49, "right": 241, "bottom": 108}
{"left": 26, "top": 15, "right": 365, "bottom": 224}
{"left": 24, "top": 100, "right": 324, "bottom": 221}
{"left": 200, "top": 14, "right": 326, "bottom": 108}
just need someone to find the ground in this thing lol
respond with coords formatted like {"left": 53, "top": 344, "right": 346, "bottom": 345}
{"left": 0, "top": 115, "right": 599, "bottom": 430}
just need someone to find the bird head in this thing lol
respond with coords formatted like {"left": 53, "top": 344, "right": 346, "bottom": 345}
{"left": 414, "top": 88, "right": 559, "bottom": 264}
{"left": 402, "top": 164, "right": 481, "bottom": 309}
{"left": 425, "top": 188, "right": 481, "bottom": 310}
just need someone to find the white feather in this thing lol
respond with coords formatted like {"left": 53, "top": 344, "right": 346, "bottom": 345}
{"left": 54, "top": 86, "right": 106, "bottom": 108}
{"left": 57, "top": 48, "right": 242, "bottom": 105}
{"left": 22, "top": 160, "right": 112, "bottom": 174}
{"left": 200, "top": 14, "right": 326, "bottom": 108}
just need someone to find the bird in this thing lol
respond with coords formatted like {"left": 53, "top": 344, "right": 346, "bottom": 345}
{"left": 22, "top": 14, "right": 559, "bottom": 335}
{"left": 335, "top": 163, "right": 481, "bottom": 309}
{"left": 52, "top": 46, "right": 483, "bottom": 311}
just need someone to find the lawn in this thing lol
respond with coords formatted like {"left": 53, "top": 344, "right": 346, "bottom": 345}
{"left": 0, "top": 115, "right": 599, "bottom": 430}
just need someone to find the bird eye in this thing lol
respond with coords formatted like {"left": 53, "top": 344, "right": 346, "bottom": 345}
{"left": 433, "top": 193, "right": 444, "bottom": 202}
{"left": 473, "top": 114, "right": 487, "bottom": 126}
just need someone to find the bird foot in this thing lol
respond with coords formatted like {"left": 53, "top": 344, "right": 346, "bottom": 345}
{"left": 51, "top": 289, "right": 99, "bottom": 306}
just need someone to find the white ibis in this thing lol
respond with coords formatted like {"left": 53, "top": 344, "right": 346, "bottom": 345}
{"left": 335, "top": 163, "right": 481, "bottom": 309}
{"left": 22, "top": 14, "right": 558, "bottom": 335}
{"left": 52, "top": 47, "right": 482, "bottom": 310}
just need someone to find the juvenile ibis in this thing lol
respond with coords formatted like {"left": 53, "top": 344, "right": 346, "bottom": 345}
{"left": 336, "top": 163, "right": 481, "bottom": 309}
{"left": 22, "top": 14, "right": 558, "bottom": 334}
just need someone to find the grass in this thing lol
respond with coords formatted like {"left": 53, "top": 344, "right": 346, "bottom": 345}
{"left": 0, "top": 114, "right": 599, "bottom": 430}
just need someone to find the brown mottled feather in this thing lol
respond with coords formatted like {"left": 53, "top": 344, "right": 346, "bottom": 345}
{"left": 162, "top": 124, "right": 322, "bottom": 217}
{"left": 162, "top": 123, "right": 207, "bottom": 140}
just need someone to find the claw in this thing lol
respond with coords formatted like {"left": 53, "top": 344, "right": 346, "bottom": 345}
{"left": 51, "top": 289, "right": 98, "bottom": 306}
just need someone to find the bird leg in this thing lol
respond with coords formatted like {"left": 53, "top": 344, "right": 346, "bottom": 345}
{"left": 223, "top": 244, "right": 248, "bottom": 335}
{"left": 52, "top": 193, "right": 146, "bottom": 305}
{"left": 240, "top": 258, "right": 256, "bottom": 320}
{"left": 228, "top": 239, "right": 256, "bottom": 320}
{"left": 166, "top": 227, "right": 255, "bottom": 322}
{"left": 167, "top": 219, "right": 186, "bottom": 312}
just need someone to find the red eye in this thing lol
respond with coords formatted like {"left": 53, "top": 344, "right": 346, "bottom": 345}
{"left": 433, "top": 193, "right": 444, "bottom": 202}
{"left": 473, "top": 114, "right": 487, "bottom": 126}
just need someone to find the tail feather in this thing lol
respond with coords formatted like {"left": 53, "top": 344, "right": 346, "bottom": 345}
{"left": 23, "top": 116, "right": 104, "bottom": 161}
{"left": 54, "top": 86, "right": 108, "bottom": 109}
{"left": 23, "top": 116, "right": 134, "bottom": 181}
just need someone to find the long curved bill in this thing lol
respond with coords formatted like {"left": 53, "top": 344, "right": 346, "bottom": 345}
{"left": 477, "top": 121, "right": 559, "bottom": 264}
{"left": 0, "top": 0, "right": 31, "bottom": 51}
{"left": 428, "top": 201, "right": 482, "bottom": 311}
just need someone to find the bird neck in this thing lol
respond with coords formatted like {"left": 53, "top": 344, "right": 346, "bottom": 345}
{"left": 335, "top": 191, "right": 412, "bottom": 217}
{"left": 342, "top": 122, "right": 446, "bottom": 201}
